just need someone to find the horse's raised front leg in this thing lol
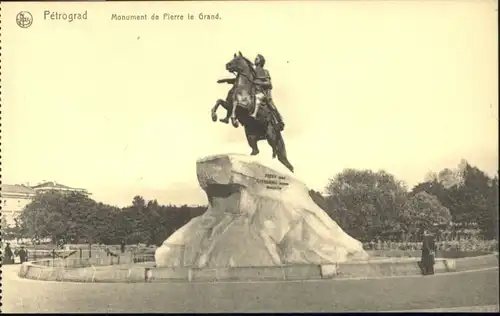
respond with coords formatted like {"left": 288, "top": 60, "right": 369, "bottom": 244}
{"left": 219, "top": 99, "right": 231, "bottom": 124}
{"left": 211, "top": 99, "right": 224, "bottom": 122}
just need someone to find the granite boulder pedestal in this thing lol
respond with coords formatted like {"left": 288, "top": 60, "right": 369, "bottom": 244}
{"left": 155, "top": 154, "right": 368, "bottom": 268}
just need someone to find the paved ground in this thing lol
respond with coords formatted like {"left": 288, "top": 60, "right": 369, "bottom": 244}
{"left": 2, "top": 265, "right": 498, "bottom": 313}
{"left": 393, "top": 305, "right": 499, "bottom": 312}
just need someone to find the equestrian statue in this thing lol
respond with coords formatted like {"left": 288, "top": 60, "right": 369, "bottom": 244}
{"left": 210, "top": 52, "right": 294, "bottom": 173}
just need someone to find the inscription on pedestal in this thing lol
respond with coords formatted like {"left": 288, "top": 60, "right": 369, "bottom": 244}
{"left": 257, "top": 173, "right": 290, "bottom": 190}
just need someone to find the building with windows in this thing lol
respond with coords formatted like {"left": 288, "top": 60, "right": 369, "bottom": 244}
{"left": 30, "top": 181, "right": 90, "bottom": 196}
{"left": 1, "top": 184, "right": 36, "bottom": 228}
{"left": 1, "top": 181, "right": 91, "bottom": 228}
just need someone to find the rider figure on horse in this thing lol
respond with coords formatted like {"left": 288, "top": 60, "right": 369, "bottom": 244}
{"left": 253, "top": 54, "right": 285, "bottom": 131}
{"left": 216, "top": 53, "right": 285, "bottom": 131}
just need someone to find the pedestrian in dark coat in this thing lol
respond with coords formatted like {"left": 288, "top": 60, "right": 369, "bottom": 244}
{"left": 18, "top": 246, "right": 28, "bottom": 263}
{"left": 3, "top": 242, "right": 14, "bottom": 264}
{"left": 420, "top": 230, "right": 437, "bottom": 275}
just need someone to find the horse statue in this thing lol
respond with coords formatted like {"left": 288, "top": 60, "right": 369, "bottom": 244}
{"left": 210, "top": 52, "right": 294, "bottom": 173}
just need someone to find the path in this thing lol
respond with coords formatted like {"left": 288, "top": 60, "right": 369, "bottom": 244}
{"left": 2, "top": 265, "right": 498, "bottom": 313}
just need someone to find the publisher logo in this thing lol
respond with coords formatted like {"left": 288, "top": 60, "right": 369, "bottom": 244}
{"left": 16, "top": 11, "right": 33, "bottom": 28}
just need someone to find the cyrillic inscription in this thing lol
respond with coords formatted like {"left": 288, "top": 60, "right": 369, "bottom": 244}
{"left": 258, "top": 173, "right": 289, "bottom": 190}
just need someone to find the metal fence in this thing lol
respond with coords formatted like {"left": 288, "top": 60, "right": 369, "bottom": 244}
{"left": 363, "top": 239, "right": 499, "bottom": 252}
{"left": 21, "top": 246, "right": 156, "bottom": 262}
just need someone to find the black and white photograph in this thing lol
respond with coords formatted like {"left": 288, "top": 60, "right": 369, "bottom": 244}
{"left": 1, "top": 0, "right": 498, "bottom": 313}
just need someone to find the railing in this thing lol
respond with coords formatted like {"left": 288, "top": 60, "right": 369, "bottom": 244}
{"left": 31, "top": 255, "right": 130, "bottom": 268}
{"left": 363, "top": 239, "right": 499, "bottom": 252}
{"left": 27, "top": 249, "right": 78, "bottom": 261}
{"left": 133, "top": 253, "right": 155, "bottom": 263}
{"left": 4, "top": 243, "right": 157, "bottom": 265}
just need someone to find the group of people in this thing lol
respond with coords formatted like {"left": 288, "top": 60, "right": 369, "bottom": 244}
{"left": 2, "top": 242, "right": 29, "bottom": 265}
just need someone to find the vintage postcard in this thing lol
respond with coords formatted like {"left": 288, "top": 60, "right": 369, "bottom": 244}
{"left": 1, "top": 0, "right": 498, "bottom": 313}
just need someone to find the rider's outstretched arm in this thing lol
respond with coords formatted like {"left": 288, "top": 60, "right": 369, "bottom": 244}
{"left": 217, "top": 78, "right": 236, "bottom": 84}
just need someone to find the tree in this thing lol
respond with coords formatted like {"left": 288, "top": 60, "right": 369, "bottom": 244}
{"left": 17, "top": 191, "right": 68, "bottom": 244}
{"left": 145, "top": 199, "right": 167, "bottom": 246}
{"left": 324, "top": 169, "right": 409, "bottom": 241}
{"left": 412, "top": 160, "right": 498, "bottom": 239}
{"left": 1, "top": 217, "right": 25, "bottom": 242}
{"left": 478, "top": 172, "right": 499, "bottom": 239}
{"left": 401, "top": 191, "right": 452, "bottom": 239}
{"left": 132, "top": 195, "right": 146, "bottom": 209}
{"left": 15, "top": 190, "right": 213, "bottom": 247}
{"left": 17, "top": 191, "right": 117, "bottom": 246}
{"left": 122, "top": 195, "right": 152, "bottom": 244}
{"left": 93, "top": 203, "right": 121, "bottom": 244}
{"left": 437, "top": 162, "right": 495, "bottom": 229}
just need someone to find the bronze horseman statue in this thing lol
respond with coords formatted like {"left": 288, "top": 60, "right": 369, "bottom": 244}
{"left": 210, "top": 52, "right": 294, "bottom": 173}
{"left": 217, "top": 54, "right": 285, "bottom": 131}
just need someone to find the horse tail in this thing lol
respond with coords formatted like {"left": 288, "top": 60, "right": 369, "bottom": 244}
{"left": 273, "top": 125, "right": 294, "bottom": 172}
{"left": 275, "top": 130, "right": 287, "bottom": 159}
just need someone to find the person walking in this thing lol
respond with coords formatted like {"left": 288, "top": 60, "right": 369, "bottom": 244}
{"left": 18, "top": 246, "right": 28, "bottom": 264}
{"left": 3, "top": 242, "right": 14, "bottom": 264}
{"left": 420, "top": 229, "right": 437, "bottom": 275}
{"left": 120, "top": 240, "right": 126, "bottom": 254}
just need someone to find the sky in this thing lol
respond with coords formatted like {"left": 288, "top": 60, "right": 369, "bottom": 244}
{"left": 2, "top": 1, "right": 498, "bottom": 207}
